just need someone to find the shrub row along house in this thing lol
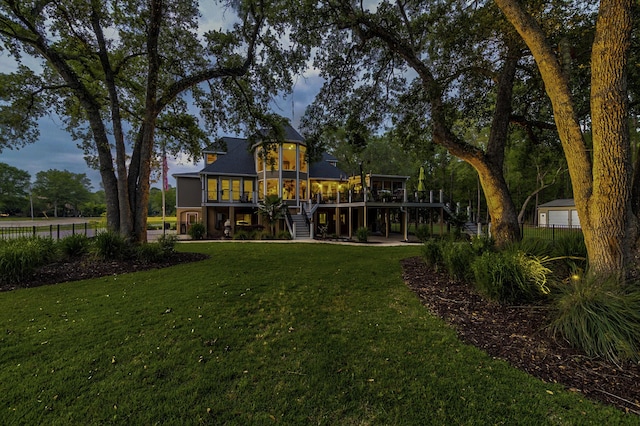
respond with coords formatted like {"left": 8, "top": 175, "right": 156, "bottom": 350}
{"left": 174, "top": 125, "right": 448, "bottom": 240}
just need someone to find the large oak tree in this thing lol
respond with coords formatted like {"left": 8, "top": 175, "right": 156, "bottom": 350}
{"left": 0, "top": 0, "right": 301, "bottom": 241}
{"left": 495, "top": 0, "right": 635, "bottom": 277}
{"left": 295, "top": 1, "right": 535, "bottom": 245}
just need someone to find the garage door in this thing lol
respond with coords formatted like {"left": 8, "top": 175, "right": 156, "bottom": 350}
{"left": 570, "top": 210, "right": 581, "bottom": 228}
{"left": 548, "top": 210, "right": 569, "bottom": 226}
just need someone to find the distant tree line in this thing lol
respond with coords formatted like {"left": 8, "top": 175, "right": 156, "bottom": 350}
{"left": 0, "top": 162, "right": 174, "bottom": 218}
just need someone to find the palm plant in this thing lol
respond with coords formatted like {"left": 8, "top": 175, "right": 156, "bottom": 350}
{"left": 257, "top": 195, "right": 288, "bottom": 235}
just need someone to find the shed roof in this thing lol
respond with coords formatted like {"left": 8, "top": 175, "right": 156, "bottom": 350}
{"left": 538, "top": 198, "right": 575, "bottom": 208}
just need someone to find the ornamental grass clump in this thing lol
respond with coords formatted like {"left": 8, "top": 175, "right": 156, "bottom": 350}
{"left": 93, "top": 230, "right": 131, "bottom": 260}
{"left": 549, "top": 275, "right": 640, "bottom": 364}
{"left": 59, "top": 234, "right": 91, "bottom": 258}
{"left": 421, "top": 239, "right": 443, "bottom": 270}
{"left": 135, "top": 242, "right": 166, "bottom": 264}
{"left": 414, "top": 224, "right": 430, "bottom": 241}
{"left": 441, "top": 241, "right": 475, "bottom": 280}
{"left": 356, "top": 226, "right": 369, "bottom": 242}
{"left": 0, "top": 237, "right": 58, "bottom": 285}
{"left": 471, "top": 251, "right": 551, "bottom": 304}
{"left": 156, "top": 233, "right": 178, "bottom": 255}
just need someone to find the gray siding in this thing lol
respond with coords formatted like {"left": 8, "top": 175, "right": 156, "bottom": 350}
{"left": 176, "top": 176, "right": 201, "bottom": 207}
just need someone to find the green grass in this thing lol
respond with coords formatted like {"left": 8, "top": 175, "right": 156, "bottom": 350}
{"left": 0, "top": 243, "right": 632, "bottom": 424}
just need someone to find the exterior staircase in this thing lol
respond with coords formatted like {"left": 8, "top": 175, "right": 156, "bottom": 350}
{"left": 291, "top": 214, "right": 311, "bottom": 239}
{"left": 442, "top": 204, "right": 482, "bottom": 236}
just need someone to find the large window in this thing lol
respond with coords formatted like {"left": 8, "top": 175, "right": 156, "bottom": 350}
{"left": 221, "top": 179, "right": 230, "bottom": 201}
{"left": 258, "top": 179, "right": 264, "bottom": 200}
{"left": 283, "top": 179, "right": 296, "bottom": 200}
{"left": 232, "top": 179, "right": 241, "bottom": 201}
{"left": 256, "top": 148, "right": 264, "bottom": 172}
{"left": 282, "top": 143, "right": 296, "bottom": 171}
{"left": 311, "top": 180, "right": 339, "bottom": 200}
{"left": 256, "top": 147, "right": 278, "bottom": 172}
{"left": 299, "top": 180, "right": 307, "bottom": 199}
{"left": 235, "top": 213, "right": 252, "bottom": 226}
{"left": 266, "top": 179, "right": 278, "bottom": 197}
{"left": 266, "top": 149, "right": 278, "bottom": 171}
{"left": 243, "top": 180, "right": 253, "bottom": 201}
{"left": 207, "top": 178, "right": 218, "bottom": 201}
{"left": 299, "top": 146, "right": 307, "bottom": 172}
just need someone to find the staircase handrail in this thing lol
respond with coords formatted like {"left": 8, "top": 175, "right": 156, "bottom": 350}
{"left": 284, "top": 208, "right": 294, "bottom": 235}
{"left": 301, "top": 203, "right": 311, "bottom": 225}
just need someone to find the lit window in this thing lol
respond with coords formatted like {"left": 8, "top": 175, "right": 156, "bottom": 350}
{"left": 232, "top": 179, "right": 241, "bottom": 201}
{"left": 299, "top": 180, "right": 307, "bottom": 199}
{"left": 266, "top": 149, "right": 278, "bottom": 171}
{"left": 266, "top": 179, "right": 278, "bottom": 196}
{"left": 282, "top": 143, "right": 296, "bottom": 171}
{"left": 299, "top": 146, "right": 307, "bottom": 172}
{"left": 243, "top": 180, "right": 253, "bottom": 202}
{"left": 221, "top": 179, "right": 230, "bottom": 201}
{"left": 206, "top": 153, "right": 217, "bottom": 165}
{"left": 258, "top": 179, "right": 264, "bottom": 200}
{"left": 207, "top": 178, "right": 218, "bottom": 201}
{"left": 283, "top": 179, "right": 295, "bottom": 200}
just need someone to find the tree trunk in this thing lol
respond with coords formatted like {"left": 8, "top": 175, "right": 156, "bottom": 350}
{"left": 584, "top": 0, "right": 634, "bottom": 276}
{"left": 496, "top": 0, "right": 633, "bottom": 277}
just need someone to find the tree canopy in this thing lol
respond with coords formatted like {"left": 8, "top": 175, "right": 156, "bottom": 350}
{"left": 0, "top": 0, "right": 303, "bottom": 241}
{"left": 295, "top": 0, "right": 550, "bottom": 245}
{"left": 32, "top": 169, "right": 92, "bottom": 217}
{"left": 0, "top": 162, "right": 30, "bottom": 215}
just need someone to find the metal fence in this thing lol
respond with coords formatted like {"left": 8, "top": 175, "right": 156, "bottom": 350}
{"left": 521, "top": 224, "right": 582, "bottom": 241}
{"left": 0, "top": 222, "right": 106, "bottom": 241}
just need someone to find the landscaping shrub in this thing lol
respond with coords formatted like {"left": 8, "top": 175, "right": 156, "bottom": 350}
{"left": 421, "top": 239, "right": 443, "bottom": 269}
{"left": 136, "top": 242, "right": 165, "bottom": 264}
{"left": 414, "top": 225, "right": 430, "bottom": 241}
{"left": 93, "top": 230, "right": 131, "bottom": 260}
{"left": 0, "top": 237, "right": 57, "bottom": 285}
{"left": 549, "top": 233, "right": 588, "bottom": 280}
{"left": 156, "top": 233, "right": 178, "bottom": 255}
{"left": 470, "top": 235, "right": 494, "bottom": 255}
{"left": 440, "top": 241, "right": 475, "bottom": 280}
{"left": 60, "top": 234, "right": 90, "bottom": 258}
{"left": 551, "top": 232, "right": 587, "bottom": 259}
{"left": 188, "top": 222, "right": 206, "bottom": 240}
{"left": 257, "top": 230, "right": 274, "bottom": 240}
{"left": 232, "top": 229, "right": 251, "bottom": 240}
{"left": 507, "top": 238, "right": 553, "bottom": 258}
{"left": 356, "top": 226, "right": 369, "bottom": 243}
{"left": 276, "top": 230, "right": 292, "bottom": 240}
{"left": 471, "top": 251, "right": 551, "bottom": 304}
{"left": 549, "top": 275, "right": 640, "bottom": 363}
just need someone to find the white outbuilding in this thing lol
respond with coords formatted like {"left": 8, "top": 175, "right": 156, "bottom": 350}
{"left": 537, "top": 199, "right": 580, "bottom": 228}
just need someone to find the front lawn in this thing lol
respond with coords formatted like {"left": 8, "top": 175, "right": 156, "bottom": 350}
{"left": 0, "top": 243, "right": 631, "bottom": 424}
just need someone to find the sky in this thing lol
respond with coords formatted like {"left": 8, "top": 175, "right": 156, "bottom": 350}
{"left": 0, "top": 3, "right": 324, "bottom": 192}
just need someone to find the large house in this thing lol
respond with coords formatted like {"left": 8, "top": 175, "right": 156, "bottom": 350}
{"left": 174, "top": 125, "right": 446, "bottom": 240}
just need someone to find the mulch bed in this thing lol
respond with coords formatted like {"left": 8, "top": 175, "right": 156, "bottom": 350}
{"left": 0, "top": 251, "right": 209, "bottom": 293}
{"left": 401, "top": 256, "right": 640, "bottom": 415}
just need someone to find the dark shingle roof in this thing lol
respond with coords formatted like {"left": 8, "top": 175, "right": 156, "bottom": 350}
{"left": 198, "top": 129, "right": 346, "bottom": 180}
{"left": 200, "top": 137, "right": 256, "bottom": 176}
{"left": 257, "top": 124, "right": 305, "bottom": 144}
{"left": 309, "top": 153, "right": 347, "bottom": 180}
